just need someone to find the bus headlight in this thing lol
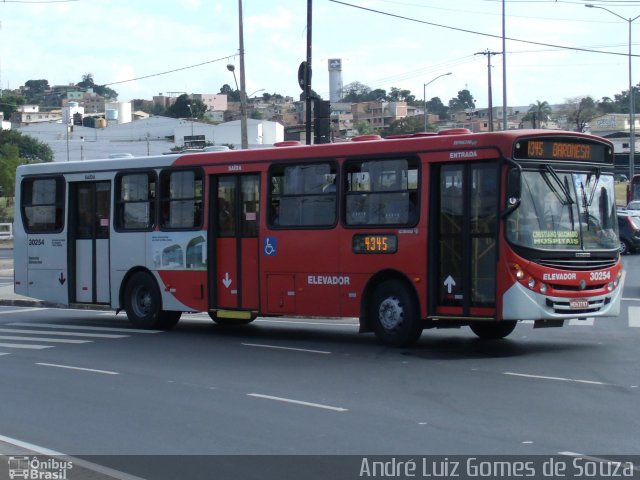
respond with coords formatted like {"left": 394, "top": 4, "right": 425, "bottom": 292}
{"left": 528, "top": 278, "right": 536, "bottom": 289}
{"left": 512, "top": 264, "right": 525, "bottom": 281}
{"left": 607, "top": 282, "right": 614, "bottom": 292}
{"left": 539, "top": 283, "right": 547, "bottom": 294}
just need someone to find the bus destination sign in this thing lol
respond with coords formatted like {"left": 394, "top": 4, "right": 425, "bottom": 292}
{"left": 514, "top": 139, "right": 611, "bottom": 163}
{"left": 352, "top": 234, "right": 397, "bottom": 254}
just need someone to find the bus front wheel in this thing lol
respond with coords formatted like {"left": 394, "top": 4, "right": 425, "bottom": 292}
{"left": 470, "top": 320, "right": 517, "bottom": 339}
{"left": 124, "top": 272, "right": 181, "bottom": 329}
{"left": 371, "top": 280, "right": 423, "bottom": 347}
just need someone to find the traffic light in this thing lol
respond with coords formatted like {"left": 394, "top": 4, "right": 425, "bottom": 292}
{"left": 314, "top": 99, "right": 331, "bottom": 144}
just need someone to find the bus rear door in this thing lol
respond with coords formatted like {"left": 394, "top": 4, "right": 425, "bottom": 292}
{"left": 69, "top": 181, "right": 111, "bottom": 304}
{"left": 208, "top": 174, "right": 260, "bottom": 318}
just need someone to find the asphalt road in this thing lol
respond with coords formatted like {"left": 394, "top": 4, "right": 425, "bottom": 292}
{"left": 0, "top": 254, "right": 638, "bottom": 478}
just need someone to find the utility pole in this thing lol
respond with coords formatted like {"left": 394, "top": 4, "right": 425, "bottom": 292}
{"left": 475, "top": 50, "right": 501, "bottom": 132}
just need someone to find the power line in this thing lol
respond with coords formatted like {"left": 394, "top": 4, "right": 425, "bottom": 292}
{"left": 329, "top": 0, "right": 640, "bottom": 58}
{"left": 101, "top": 54, "right": 237, "bottom": 88}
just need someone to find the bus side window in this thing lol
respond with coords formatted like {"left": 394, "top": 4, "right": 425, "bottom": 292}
{"left": 268, "top": 162, "right": 337, "bottom": 228}
{"left": 160, "top": 169, "right": 203, "bottom": 230}
{"left": 21, "top": 177, "right": 65, "bottom": 233}
{"left": 345, "top": 158, "right": 418, "bottom": 227}
{"left": 115, "top": 172, "right": 155, "bottom": 231}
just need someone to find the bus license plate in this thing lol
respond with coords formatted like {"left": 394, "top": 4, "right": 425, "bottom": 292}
{"left": 569, "top": 299, "right": 589, "bottom": 309}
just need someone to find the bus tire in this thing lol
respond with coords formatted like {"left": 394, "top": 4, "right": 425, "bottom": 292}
{"left": 470, "top": 320, "right": 517, "bottom": 339}
{"left": 371, "top": 280, "right": 422, "bottom": 347}
{"left": 124, "top": 272, "right": 180, "bottom": 329}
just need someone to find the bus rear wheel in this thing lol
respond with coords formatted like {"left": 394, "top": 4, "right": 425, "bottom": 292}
{"left": 470, "top": 320, "right": 517, "bottom": 339}
{"left": 124, "top": 272, "right": 181, "bottom": 329}
{"left": 371, "top": 280, "right": 422, "bottom": 347}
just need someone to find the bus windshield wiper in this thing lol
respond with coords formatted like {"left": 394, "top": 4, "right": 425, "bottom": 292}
{"left": 542, "top": 165, "right": 574, "bottom": 205}
{"left": 586, "top": 169, "right": 601, "bottom": 207}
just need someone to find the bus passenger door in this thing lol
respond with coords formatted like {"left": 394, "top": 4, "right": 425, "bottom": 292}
{"left": 69, "top": 181, "right": 111, "bottom": 304}
{"left": 208, "top": 174, "right": 260, "bottom": 315}
{"left": 428, "top": 162, "right": 499, "bottom": 318}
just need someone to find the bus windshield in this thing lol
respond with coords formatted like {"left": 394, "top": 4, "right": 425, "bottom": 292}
{"left": 506, "top": 168, "right": 618, "bottom": 251}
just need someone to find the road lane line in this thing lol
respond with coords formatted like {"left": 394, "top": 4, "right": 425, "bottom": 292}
{"left": 0, "top": 343, "right": 52, "bottom": 350}
{"left": 9, "top": 322, "right": 161, "bottom": 333}
{"left": 0, "top": 335, "right": 92, "bottom": 344}
{"left": 36, "top": 363, "right": 119, "bottom": 375}
{"left": 242, "top": 343, "right": 331, "bottom": 354}
{"left": 0, "top": 352, "right": 10, "bottom": 356}
{"left": 248, "top": 393, "right": 348, "bottom": 412}
{"left": 568, "top": 317, "right": 594, "bottom": 326}
{"left": 0, "top": 328, "right": 126, "bottom": 338}
{"left": 504, "top": 372, "right": 608, "bottom": 386}
{"left": 628, "top": 306, "right": 640, "bottom": 327}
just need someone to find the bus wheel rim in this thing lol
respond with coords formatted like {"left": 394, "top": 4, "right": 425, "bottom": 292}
{"left": 379, "top": 296, "right": 404, "bottom": 330}
{"left": 134, "top": 286, "right": 152, "bottom": 316}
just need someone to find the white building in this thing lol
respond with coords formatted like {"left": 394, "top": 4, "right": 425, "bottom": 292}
{"left": 17, "top": 116, "right": 285, "bottom": 161}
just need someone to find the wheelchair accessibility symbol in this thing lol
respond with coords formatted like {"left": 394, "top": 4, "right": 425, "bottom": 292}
{"left": 264, "top": 237, "right": 277, "bottom": 256}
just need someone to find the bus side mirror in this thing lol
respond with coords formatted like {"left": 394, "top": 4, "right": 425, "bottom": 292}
{"left": 503, "top": 168, "right": 521, "bottom": 217}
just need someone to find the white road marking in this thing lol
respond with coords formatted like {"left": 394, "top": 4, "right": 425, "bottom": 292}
{"left": 568, "top": 317, "right": 594, "bottom": 326}
{"left": 0, "top": 328, "right": 126, "bottom": 338}
{"left": 242, "top": 343, "right": 331, "bottom": 354}
{"left": 504, "top": 372, "right": 608, "bottom": 386}
{"left": 0, "top": 352, "right": 10, "bottom": 356}
{"left": 36, "top": 362, "right": 119, "bottom": 375}
{"left": 0, "top": 335, "right": 92, "bottom": 344}
{"left": 9, "top": 322, "right": 160, "bottom": 334}
{"left": 0, "top": 343, "right": 52, "bottom": 350}
{"left": 248, "top": 393, "right": 348, "bottom": 412}
{"left": 628, "top": 306, "right": 640, "bottom": 327}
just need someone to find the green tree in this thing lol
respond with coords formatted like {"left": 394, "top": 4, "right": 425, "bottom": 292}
{"left": 76, "top": 73, "right": 118, "bottom": 101}
{"left": 449, "top": 89, "right": 476, "bottom": 112}
{"left": 0, "top": 92, "right": 26, "bottom": 120}
{"left": 388, "top": 87, "right": 416, "bottom": 104}
{"left": 384, "top": 115, "right": 428, "bottom": 136}
{"left": 341, "top": 82, "right": 372, "bottom": 102}
{"left": 356, "top": 121, "right": 374, "bottom": 135}
{"left": 597, "top": 96, "right": 619, "bottom": 114}
{"left": 220, "top": 84, "right": 240, "bottom": 102}
{"left": 524, "top": 100, "right": 552, "bottom": 128}
{"left": 23, "top": 79, "right": 50, "bottom": 103}
{"left": 425, "top": 96, "right": 449, "bottom": 119}
{"left": 563, "top": 96, "right": 598, "bottom": 132}
{"left": 167, "top": 94, "right": 207, "bottom": 119}
{"left": 0, "top": 144, "right": 21, "bottom": 197}
{"left": 0, "top": 130, "right": 53, "bottom": 163}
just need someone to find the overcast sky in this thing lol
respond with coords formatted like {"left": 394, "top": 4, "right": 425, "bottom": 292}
{"left": 2, "top": 0, "right": 640, "bottom": 109}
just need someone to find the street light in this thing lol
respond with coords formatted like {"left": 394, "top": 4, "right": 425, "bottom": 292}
{"left": 186, "top": 104, "right": 194, "bottom": 138}
{"left": 586, "top": 4, "right": 640, "bottom": 179}
{"left": 423, "top": 72, "right": 452, "bottom": 131}
{"left": 227, "top": 63, "right": 248, "bottom": 149}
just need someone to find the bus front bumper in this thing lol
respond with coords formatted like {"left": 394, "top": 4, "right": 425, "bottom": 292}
{"left": 502, "top": 272, "right": 624, "bottom": 321}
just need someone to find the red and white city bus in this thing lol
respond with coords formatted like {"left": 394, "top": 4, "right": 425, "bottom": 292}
{"left": 13, "top": 129, "right": 624, "bottom": 346}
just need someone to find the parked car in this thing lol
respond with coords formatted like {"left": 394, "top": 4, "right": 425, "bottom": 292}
{"left": 617, "top": 208, "right": 640, "bottom": 254}
{"left": 626, "top": 200, "right": 640, "bottom": 211}
{"left": 615, "top": 173, "right": 629, "bottom": 182}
